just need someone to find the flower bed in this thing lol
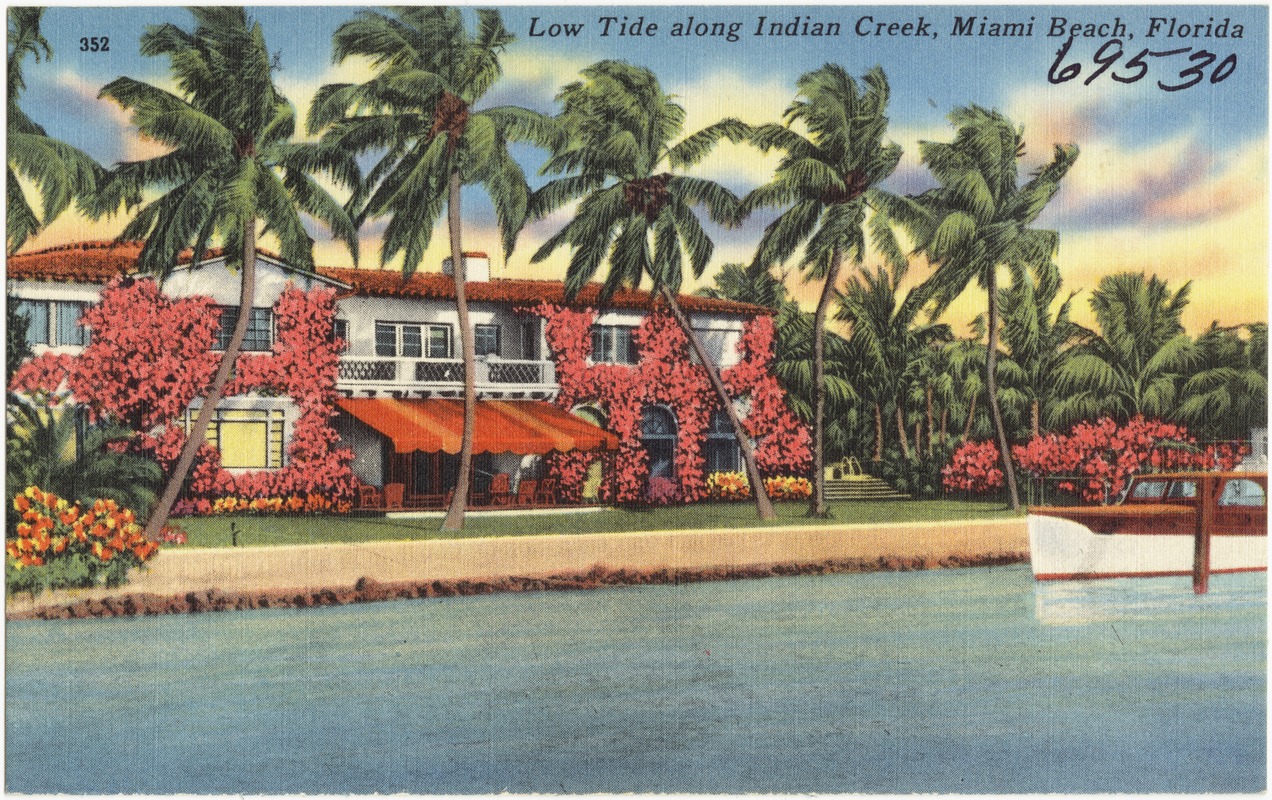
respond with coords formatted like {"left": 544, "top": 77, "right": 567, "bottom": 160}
{"left": 7, "top": 486, "right": 161, "bottom": 595}
{"left": 704, "top": 472, "right": 813, "bottom": 502}
{"left": 173, "top": 494, "right": 353, "bottom": 516}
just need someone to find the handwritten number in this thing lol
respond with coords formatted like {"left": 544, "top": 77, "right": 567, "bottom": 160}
{"left": 1160, "top": 50, "right": 1215, "bottom": 92}
{"left": 1112, "top": 48, "right": 1150, "bottom": 83}
{"left": 1048, "top": 37, "right": 1081, "bottom": 84}
{"left": 1084, "top": 39, "right": 1123, "bottom": 86}
{"left": 1054, "top": 38, "right": 1237, "bottom": 91}
{"left": 1210, "top": 53, "right": 1238, "bottom": 83}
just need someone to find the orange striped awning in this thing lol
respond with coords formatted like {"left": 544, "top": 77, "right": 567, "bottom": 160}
{"left": 337, "top": 398, "right": 619, "bottom": 455}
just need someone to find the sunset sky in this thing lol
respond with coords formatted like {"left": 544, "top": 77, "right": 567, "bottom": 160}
{"left": 16, "top": 4, "right": 1269, "bottom": 334}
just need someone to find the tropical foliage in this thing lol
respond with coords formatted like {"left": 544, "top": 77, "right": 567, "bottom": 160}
{"left": 744, "top": 64, "right": 904, "bottom": 515}
{"left": 8, "top": 486, "right": 160, "bottom": 596}
{"left": 92, "top": 7, "right": 356, "bottom": 538}
{"left": 887, "top": 105, "right": 1080, "bottom": 509}
{"left": 309, "top": 7, "right": 555, "bottom": 530}
{"left": 7, "top": 7, "right": 101, "bottom": 253}
{"left": 529, "top": 60, "right": 781, "bottom": 519}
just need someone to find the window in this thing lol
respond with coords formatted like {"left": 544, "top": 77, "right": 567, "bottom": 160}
{"left": 1130, "top": 480, "right": 1168, "bottom": 500}
{"left": 689, "top": 328, "right": 730, "bottom": 367}
{"left": 640, "top": 405, "right": 677, "bottom": 480}
{"left": 13, "top": 300, "right": 88, "bottom": 347}
{"left": 214, "top": 307, "right": 273, "bottom": 351}
{"left": 592, "top": 325, "right": 637, "bottom": 364}
{"left": 185, "top": 407, "right": 285, "bottom": 469}
{"left": 475, "top": 324, "right": 501, "bottom": 357}
{"left": 375, "top": 322, "right": 452, "bottom": 358}
{"left": 1219, "top": 478, "right": 1266, "bottom": 508}
{"left": 331, "top": 319, "right": 349, "bottom": 352}
{"left": 14, "top": 299, "right": 49, "bottom": 347}
{"left": 1167, "top": 480, "right": 1197, "bottom": 500}
{"left": 520, "top": 318, "right": 540, "bottom": 360}
{"left": 705, "top": 409, "right": 741, "bottom": 474}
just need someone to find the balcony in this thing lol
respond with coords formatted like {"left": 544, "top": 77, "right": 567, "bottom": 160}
{"left": 338, "top": 356, "right": 558, "bottom": 399}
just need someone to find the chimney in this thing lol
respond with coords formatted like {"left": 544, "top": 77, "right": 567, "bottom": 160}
{"left": 442, "top": 252, "right": 491, "bottom": 282}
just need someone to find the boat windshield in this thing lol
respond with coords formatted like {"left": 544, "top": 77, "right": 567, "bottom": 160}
{"left": 1219, "top": 478, "right": 1266, "bottom": 508}
{"left": 1128, "top": 480, "right": 1168, "bottom": 501}
{"left": 1167, "top": 480, "right": 1197, "bottom": 500}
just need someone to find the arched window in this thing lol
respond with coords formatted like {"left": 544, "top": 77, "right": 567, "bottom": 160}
{"left": 705, "top": 408, "right": 741, "bottom": 474}
{"left": 640, "top": 406, "right": 677, "bottom": 480}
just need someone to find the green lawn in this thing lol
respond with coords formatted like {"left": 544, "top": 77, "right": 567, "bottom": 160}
{"left": 172, "top": 500, "right": 1020, "bottom": 548}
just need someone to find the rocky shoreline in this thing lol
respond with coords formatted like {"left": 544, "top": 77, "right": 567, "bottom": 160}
{"left": 7, "top": 551, "right": 1027, "bottom": 620}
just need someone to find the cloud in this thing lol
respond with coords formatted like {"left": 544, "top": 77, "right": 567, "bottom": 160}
{"left": 54, "top": 69, "right": 172, "bottom": 163}
{"left": 1005, "top": 84, "right": 1265, "bottom": 230}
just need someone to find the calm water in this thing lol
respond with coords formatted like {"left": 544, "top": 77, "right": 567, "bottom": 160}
{"left": 6, "top": 565, "right": 1265, "bottom": 794}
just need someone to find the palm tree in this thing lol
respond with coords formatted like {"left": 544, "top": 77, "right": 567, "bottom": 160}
{"left": 744, "top": 65, "right": 904, "bottom": 516}
{"left": 996, "top": 261, "right": 1091, "bottom": 438}
{"left": 885, "top": 105, "right": 1079, "bottom": 510}
{"left": 7, "top": 7, "right": 100, "bottom": 253}
{"left": 837, "top": 265, "right": 951, "bottom": 464}
{"left": 310, "top": 8, "right": 555, "bottom": 531}
{"left": 1178, "top": 323, "right": 1268, "bottom": 441}
{"left": 93, "top": 8, "right": 358, "bottom": 538}
{"left": 943, "top": 324, "right": 988, "bottom": 441}
{"left": 6, "top": 392, "right": 163, "bottom": 519}
{"left": 1051, "top": 272, "right": 1200, "bottom": 427}
{"left": 531, "top": 60, "right": 777, "bottom": 519}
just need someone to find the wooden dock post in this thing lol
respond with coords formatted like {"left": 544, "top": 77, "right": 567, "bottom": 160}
{"left": 1193, "top": 476, "right": 1214, "bottom": 594}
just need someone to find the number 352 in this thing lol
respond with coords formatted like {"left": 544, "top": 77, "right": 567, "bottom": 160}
{"left": 79, "top": 36, "right": 109, "bottom": 52}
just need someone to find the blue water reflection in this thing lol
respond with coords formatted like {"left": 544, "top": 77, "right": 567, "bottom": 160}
{"left": 7, "top": 565, "right": 1265, "bottom": 793}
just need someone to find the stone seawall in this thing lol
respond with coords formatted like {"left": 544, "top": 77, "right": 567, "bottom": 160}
{"left": 7, "top": 518, "right": 1028, "bottom": 620}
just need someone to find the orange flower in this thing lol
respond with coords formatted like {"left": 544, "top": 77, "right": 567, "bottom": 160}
{"left": 13, "top": 495, "right": 30, "bottom": 513}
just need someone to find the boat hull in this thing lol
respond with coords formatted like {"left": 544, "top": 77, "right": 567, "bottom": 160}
{"left": 1028, "top": 514, "right": 1267, "bottom": 580}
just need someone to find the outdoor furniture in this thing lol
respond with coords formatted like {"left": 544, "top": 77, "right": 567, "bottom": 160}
{"left": 488, "top": 473, "right": 513, "bottom": 506}
{"left": 535, "top": 477, "right": 559, "bottom": 506}
{"left": 358, "top": 485, "right": 382, "bottom": 510}
{"left": 384, "top": 483, "right": 405, "bottom": 510}
{"left": 516, "top": 479, "right": 539, "bottom": 506}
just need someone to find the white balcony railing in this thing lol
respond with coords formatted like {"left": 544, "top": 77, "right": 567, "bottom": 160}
{"left": 338, "top": 356, "right": 557, "bottom": 398}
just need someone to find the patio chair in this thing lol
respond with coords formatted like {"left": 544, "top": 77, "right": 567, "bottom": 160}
{"left": 516, "top": 479, "right": 539, "bottom": 506}
{"left": 488, "top": 473, "right": 513, "bottom": 506}
{"left": 535, "top": 477, "right": 559, "bottom": 506}
{"left": 384, "top": 483, "right": 405, "bottom": 510}
{"left": 358, "top": 485, "right": 382, "bottom": 510}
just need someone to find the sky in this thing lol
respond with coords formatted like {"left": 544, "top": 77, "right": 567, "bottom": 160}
{"left": 15, "top": 4, "right": 1270, "bottom": 334}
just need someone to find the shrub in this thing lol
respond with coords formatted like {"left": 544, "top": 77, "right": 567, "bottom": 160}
{"left": 171, "top": 494, "right": 353, "bottom": 517}
{"left": 7, "top": 486, "right": 159, "bottom": 596}
{"left": 942, "top": 440, "right": 1005, "bottom": 495}
{"left": 646, "top": 476, "right": 681, "bottom": 506}
{"left": 763, "top": 475, "right": 812, "bottom": 501}
{"left": 879, "top": 445, "right": 952, "bottom": 499}
{"left": 706, "top": 471, "right": 751, "bottom": 501}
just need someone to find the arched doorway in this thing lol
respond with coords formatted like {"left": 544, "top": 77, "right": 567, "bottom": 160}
{"left": 571, "top": 404, "right": 609, "bottom": 502}
{"left": 640, "top": 405, "right": 678, "bottom": 483}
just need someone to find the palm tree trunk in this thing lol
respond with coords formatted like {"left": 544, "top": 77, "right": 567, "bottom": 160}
{"left": 915, "top": 418, "right": 922, "bottom": 458}
{"left": 926, "top": 384, "right": 935, "bottom": 457}
{"left": 895, "top": 404, "right": 911, "bottom": 460}
{"left": 806, "top": 247, "right": 843, "bottom": 518}
{"left": 442, "top": 170, "right": 475, "bottom": 531}
{"left": 143, "top": 223, "right": 256, "bottom": 539}
{"left": 1031, "top": 397, "right": 1041, "bottom": 440}
{"left": 939, "top": 407, "right": 948, "bottom": 449}
{"left": 963, "top": 393, "right": 977, "bottom": 440}
{"left": 873, "top": 402, "right": 884, "bottom": 462}
{"left": 985, "top": 268, "right": 1021, "bottom": 511}
{"left": 660, "top": 286, "right": 776, "bottom": 520}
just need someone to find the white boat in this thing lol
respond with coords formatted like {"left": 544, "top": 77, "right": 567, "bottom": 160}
{"left": 1028, "top": 472, "right": 1267, "bottom": 581}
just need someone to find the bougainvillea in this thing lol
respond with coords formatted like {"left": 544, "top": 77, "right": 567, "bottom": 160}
{"left": 7, "top": 485, "right": 159, "bottom": 594}
{"left": 945, "top": 417, "right": 1250, "bottom": 503}
{"left": 9, "top": 279, "right": 356, "bottom": 513}
{"left": 530, "top": 302, "right": 811, "bottom": 504}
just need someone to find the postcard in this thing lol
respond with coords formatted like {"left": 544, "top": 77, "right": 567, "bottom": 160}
{"left": 5, "top": 4, "right": 1267, "bottom": 794}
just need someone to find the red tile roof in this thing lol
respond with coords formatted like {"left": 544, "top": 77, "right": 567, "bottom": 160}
{"left": 5, "top": 241, "right": 281, "bottom": 283}
{"left": 6, "top": 241, "right": 770, "bottom": 317}
{"left": 317, "top": 267, "right": 771, "bottom": 317}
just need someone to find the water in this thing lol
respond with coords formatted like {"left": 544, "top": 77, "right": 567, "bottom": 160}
{"left": 6, "top": 565, "right": 1265, "bottom": 793}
